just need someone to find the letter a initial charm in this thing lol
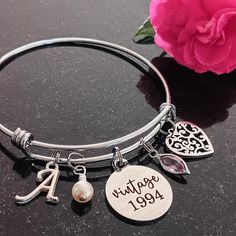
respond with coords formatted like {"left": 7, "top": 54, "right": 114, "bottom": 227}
{"left": 15, "top": 161, "right": 60, "bottom": 204}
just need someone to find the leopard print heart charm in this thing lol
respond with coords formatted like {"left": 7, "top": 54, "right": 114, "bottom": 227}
{"left": 165, "top": 121, "right": 214, "bottom": 158}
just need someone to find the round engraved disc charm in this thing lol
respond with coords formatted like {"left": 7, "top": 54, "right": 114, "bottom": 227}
{"left": 105, "top": 165, "right": 173, "bottom": 221}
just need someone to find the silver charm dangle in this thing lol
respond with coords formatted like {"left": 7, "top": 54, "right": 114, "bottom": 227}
{"left": 67, "top": 153, "right": 94, "bottom": 203}
{"left": 165, "top": 121, "right": 214, "bottom": 158}
{"left": 140, "top": 139, "right": 190, "bottom": 175}
{"left": 105, "top": 147, "right": 173, "bottom": 221}
{"left": 15, "top": 155, "right": 60, "bottom": 204}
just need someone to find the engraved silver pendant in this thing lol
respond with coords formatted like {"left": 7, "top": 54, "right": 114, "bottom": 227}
{"left": 105, "top": 165, "right": 173, "bottom": 221}
{"left": 165, "top": 121, "right": 214, "bottom": 158}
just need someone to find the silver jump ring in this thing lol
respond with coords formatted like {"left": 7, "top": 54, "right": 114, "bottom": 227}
{"left": 139, "top": 138, "right": 158, "bottom": 158}
{"left": 44, "top": 151, "right": 61, "bottom": 169}
{"left": 139, "top": 137, "right": 153, "bottom": 153}
{"left": 112, "top": 147, "right": 124, "bottom": 166}
{"left": 159, "top": 118, "right": 176, "bottom": 135}
{"left": 112, "top": 147, "right": 128, "bottom": 171}
{"left": 112, "top": 158, "right": 128, "bottom": 172}
{"left": 51, "top": 150, "right": 61, "bottom": 164}
{"left": 67, "top": 152, "right": 85, "bottom": 171}
{"left": 46, "top": 161, "right": 59, "bottom": 170}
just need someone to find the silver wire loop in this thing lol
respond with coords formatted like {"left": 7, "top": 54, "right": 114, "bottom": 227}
{"left": 11, "top": 128, "right": 34, "bottom": 150}
{"left": 11, "top": 127, "right": 34, "bottom": 150}
{"left": 159, "top": 103, "right": 176, "bottom": 120}
{"left": 73, "top": 165, "right": 86, "bottom": 176}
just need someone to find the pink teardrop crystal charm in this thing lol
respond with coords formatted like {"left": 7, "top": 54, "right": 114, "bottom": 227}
{"left": 159, "top": 154, "right": 190, "bottom": 175}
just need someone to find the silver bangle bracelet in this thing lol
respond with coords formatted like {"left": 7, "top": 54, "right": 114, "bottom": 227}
{"left": 0, "top": 37, "right": 174, "bottom": 164}
{"left": 0, "top": 38, "right": 214, "bottom": 219}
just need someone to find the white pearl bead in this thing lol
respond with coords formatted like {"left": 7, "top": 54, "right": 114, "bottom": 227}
{"left": 72, "top": 180, "right": 94, "bottom": 203}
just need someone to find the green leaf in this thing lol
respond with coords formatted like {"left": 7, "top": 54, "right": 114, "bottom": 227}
{"left": 133, "top": 17, "right": 155, "bottom": 44}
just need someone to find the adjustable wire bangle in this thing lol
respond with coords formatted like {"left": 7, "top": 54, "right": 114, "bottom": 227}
{"left": 0, "top": 38, "right": 214, "bottom": 221}
{"left": 0, "top": 37, "right": 174, "bottom": 164}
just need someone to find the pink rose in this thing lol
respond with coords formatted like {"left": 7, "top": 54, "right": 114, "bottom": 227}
{"left": 150, "top": 0, "right": 236, "bottom": 74}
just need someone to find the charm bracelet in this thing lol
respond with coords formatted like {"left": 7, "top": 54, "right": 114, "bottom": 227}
{"left": 0, "top": 38, "right": 214, "bottom": 222}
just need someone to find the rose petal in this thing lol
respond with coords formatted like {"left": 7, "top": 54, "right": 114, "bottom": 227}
{"left": 150, "top": 0, "right": 181, "bottom": 31}
{"left": 203, "top": 0, "right": 236, "bottom": 15}
{"left": 183, "top": 39, "right": 197, "bottom": 66}
{"left": 154, "top": 34, "right": 174, "bottom": 56}
{"left": 207, "top": 36, "right": 236, "bottom": 74}
{"left": 194, "top": 36, "right": 231, "bottom": 66}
